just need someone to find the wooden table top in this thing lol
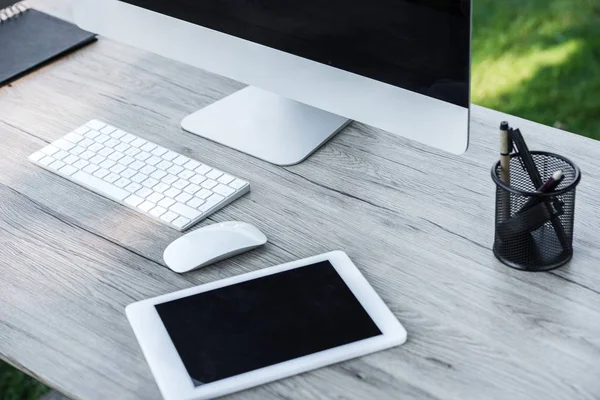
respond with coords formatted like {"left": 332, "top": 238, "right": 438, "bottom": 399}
{"left": 1, "top": 1, "right": 600, "bottom": 399}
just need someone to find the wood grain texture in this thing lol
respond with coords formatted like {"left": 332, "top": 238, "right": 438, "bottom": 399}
{"left": 1, "top": 1, "right": 599, "bottom": 399}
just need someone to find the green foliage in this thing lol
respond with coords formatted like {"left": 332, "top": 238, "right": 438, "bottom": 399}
{"left": 0, "top": 361, "right": 49, "bottom": 400}
{"left": 472, "top": 0, "right": 600, "bottom": 139}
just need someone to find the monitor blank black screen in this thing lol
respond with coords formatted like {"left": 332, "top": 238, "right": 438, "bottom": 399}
{"left": 120, "top": 0, "right": 471, "bottom": 107}
{"left": 155, "top": 261, "right": 382, "bottom": 385}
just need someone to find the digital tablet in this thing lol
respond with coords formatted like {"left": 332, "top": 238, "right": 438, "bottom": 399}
{"left": 126, "top": 251, "right": 407, "bottom": 400}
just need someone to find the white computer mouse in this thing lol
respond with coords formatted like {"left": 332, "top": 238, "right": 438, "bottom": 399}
{"left": 164, "top": 221, "right": 267, "bottom": 273}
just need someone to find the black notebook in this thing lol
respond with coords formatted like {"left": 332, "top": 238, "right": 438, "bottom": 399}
{"left": 0, "top": 1, "right": 96, "bottom": 87}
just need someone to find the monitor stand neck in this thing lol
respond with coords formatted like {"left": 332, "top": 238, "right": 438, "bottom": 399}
{"left": 181, "top": 87, "right": 351, "bottom": 166}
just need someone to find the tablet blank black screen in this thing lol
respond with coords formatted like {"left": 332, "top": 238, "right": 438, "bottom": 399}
{"left": 155, "top": 261, "right": 382, "bottom": 386}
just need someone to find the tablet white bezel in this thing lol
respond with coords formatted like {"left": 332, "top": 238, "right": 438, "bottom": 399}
{"left": 126, "top": 251, "right": 407, "bottom": 400}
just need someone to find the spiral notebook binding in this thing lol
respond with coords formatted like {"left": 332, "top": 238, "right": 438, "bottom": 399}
{"left": 0, "top": 1, "right": 30, "bottom": 23}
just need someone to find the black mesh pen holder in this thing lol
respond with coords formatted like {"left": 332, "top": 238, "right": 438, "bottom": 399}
{"left": 492, "top": 152, "right": 581, "bottom": 271}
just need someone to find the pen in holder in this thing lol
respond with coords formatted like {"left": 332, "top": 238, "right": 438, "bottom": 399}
{"left": 492, "top": 151, "right": 580, "bottom": 271}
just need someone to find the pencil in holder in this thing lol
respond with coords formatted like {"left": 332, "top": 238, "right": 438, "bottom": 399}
{"left": 491, "top": 151, "right": 581, "bottom": 271}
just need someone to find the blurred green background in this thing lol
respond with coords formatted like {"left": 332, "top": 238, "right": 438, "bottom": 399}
{"left": 472, "top": 0, "right": 600, "bottom": 139}
{"left": 1, "top": 0, "right": 600, "bottom": 399}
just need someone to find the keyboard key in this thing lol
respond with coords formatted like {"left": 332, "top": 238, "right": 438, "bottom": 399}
{"left": 158, "top": 197, "right": 176, "bottom": 209}
{"left": 124, "top": 195, "right": 144, "bottom": 207}
{"left": 190, "top": 174, "right": 207, "bottom": 185}
{"left": 49, "top": 160, "right": 66, "bottom": 170}
{"left": 149, "top": 206, "right": 167, "bottom": 218}
{"left": 151, "top": 170, "right": 167, "bottom": 180}
{"left": 178, "top": 169, "right": 194, "bottom": 180}
{"left": 94, "top": 168, "right": 110, "bottom": 178}
{"left": 205, "top": 193, "right": 225, "bottom": 205}
{"left": 206, "top": 169, "right": 223, "bottom": 180}
{"left": 98, "top": 147, "right": 114, "bottom": 157}
{"left": 153, "top": 182, "right": 170, "bottom": 193}
{"left": 110, "top": 129, "right": 127, "bottom": 139}
{"left": 151, "top": 146, "right": 168, "bottom": 156}
{"left": 59, "top": 165, "right": 78, "bottom": 176}
{"left": 160, "top": 211, "right": 179, "bottom": 223}
{"left": 173, "top": 179, "right": 189, "bottom": 190}
{"left": 63, "top": 154, "right": 79, "bottom": 164}
{"left": 125, "top": 182, "right": 143, "bottom": 193}
{"left": 139, "top": 165, "right": 156, "bottom": 175}
{"left": 74, "top": 125, "right": 90, "bottom": 135}
{"left": 88, "top": 143, "right": 103, "bottom": 153}
{"left": 163, "top": 151, "right": 178, "bottom": 161}
{"left": 64, "top": 132, "right": 84, "bottom": 143}
{"left": 229, "top": 179, "right": 247, "bottom": 190}
{"left": 115, "top": 178, "right": 131, "bottom": 188}
{"left": 187, "top": 197, "right": 204, "bottom": 209}
{"left": 175, "top": 192, "right": 193, "bottom": 204}
{"left": 83, "top": 164, "right": 99, "bottom": 174}
{"left": 108, "top": 151, "right": 125, "bottom": 161}
{"left": 100, "top": 160, "right": 116, "bottom": 169}
{"left": 39, "top": 156, "right": 55, "bottom": 166}
{"left": 161, "top": 174, "right": 178, "bottom": 185}
{"left": 170, "top": 202, "right": 201, "bottom": 220}
{"left": 121, "top": 133, "right": 137, "bottom": 143}
{"left": 78, "top": 138, "right": 95, "bottom": 148}
{"left": 184, "top": 160, "right": 201, "bottom": 171}
{"left": 146, "top": 156, "right": 162, "bottom": 166}
{"left": 138, "top": 201, "right": 155, "bottom": 212}
{"left": 80, "top": 150, "right": 96, "bottom": 160}
{"left": 53, "top": 139, "right": 76, "bottom": 151}
{"left": 114, "top": 143, "right": 130, "bottom": 152}
{"left": 218, "top": 174, "right": 235, "bottom": 185}
{"left": 89, "top": 155, "right": 106, "bottom": 165}
{"left": 213, "top": 184, "right": 235, "bottom": 197}
{"left": 72, "top": 160, "right": 89, "bottom": 169}
{"left": 141, "top": 142, "right": 157, "bottom": 152}
{"left": 129, "top": 160, "right": 145, "bottom": 171}
{"left": 86, "top": 120, "right": 106, "bottom": 130}
{"left": 41, "top": 145, "right": 60, "bottom": 155}
{"left": 110, "top": 164, "right": 127, "bottom": 174}
{"left": 100, "top": 125, "right": 117, "bottom": 135}
{"left": 71, "top": 170, "right": 129, "bottom": 201}
{"left": 135, "top": 151, "right": 151, "bottom": 161}
{"left": 85, "top": 130, "right": 101, "bottom": 139}
{"left": 70, "top": 146, "right": 86, "bottom": 156}
{"left": 172, "top": 216, "right": 191, "bottom": 229}
{"left": 136, "top": 187, "right": 153, "bottom": 198}
{"left": 29, "top": 151, "right": 45, "bottom": 162}
{"left": 95, "top": 134, "right": 111, "bottom": 144}
{"left": 201, "top": 179, "right": 218, "bottom": 190}
{"left": 104, "top": 138, "right": 120, "bottom": 148}
{"left": 131, "top": 173, "right": 148, "bottom": 183}
{"left": 195, "top": 188, "right": 212, "bottom": 199}
{"left": 195, "top": 164, "right": 212, "bottom": 175}
{"left": 125, "top": 147, "right": 140, "bottom": 157}
{"left": 167, "top": 165, "right": 184, "bottom": 175}
{"left": 147, "top": 192, "right": 164, "bottom": 204}
{"left": 54, "top": 150, "right": 70, "bottom": 160}
{"left": 131, "top": 138, "right": 147, "bottom": 148}
{"left": 121, "top": 168, "right": 137, "bottom": 179}
{"left": 104, "top": 173, "right": 120, "bottom": 183}
{"left": 156, "top": 160, "right": 173, "bottom": 170}
{"left": 119, "top": 156, "right": 135, "bottom": 166}
{"left": 142, "top": 177, "right": 159, "bottom": 188}
{"left": 183, "top": 184, "right": 201, "bottom": 195}
{"left": 164, "top": 188, "right": 181, "bottom": 198}
{"left": 173, "top": 155, "right": 189, "bottom": 166}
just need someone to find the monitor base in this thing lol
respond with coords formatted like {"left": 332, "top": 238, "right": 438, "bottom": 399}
{"left": 181, "top": 87, "right": 351, "bottom": 166}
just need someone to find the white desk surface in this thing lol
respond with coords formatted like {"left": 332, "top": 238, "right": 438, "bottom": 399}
{"left": 1, "top": 1, "right": 600, "bottom": 399}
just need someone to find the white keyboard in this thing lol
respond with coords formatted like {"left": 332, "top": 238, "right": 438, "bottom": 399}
{"left": 29, "top": 120, "right": 250, "bottom": 231}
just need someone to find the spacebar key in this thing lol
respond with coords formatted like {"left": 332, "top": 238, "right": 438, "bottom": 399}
{"left": 71, "top": 170, "right": 130, "bottom": 201}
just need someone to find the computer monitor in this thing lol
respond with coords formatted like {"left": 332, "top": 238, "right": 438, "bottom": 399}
{"left": 74, "top": 0, "right": 471, "bottom": 165}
